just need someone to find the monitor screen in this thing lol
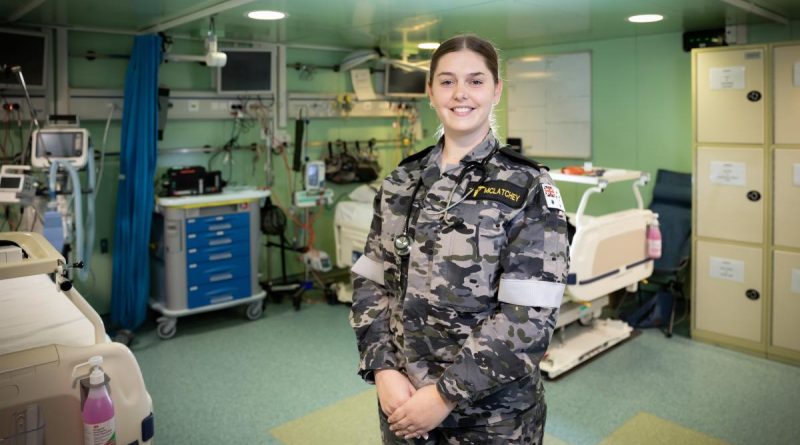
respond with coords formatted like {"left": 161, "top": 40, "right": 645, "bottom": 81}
{"left": 0, "top": 29, "right": 47, "bottom": 89}
{"left": 0, "top": 176, "right": 21, "bottom": 189}
{"left": 31, "top": 129, "right": 89, "bottom": 169}
{"left": 385, "top": 65, "right": 427, "bottom": 97}
{"left": 218, "top": 48, "right": 275, "bottom": 94}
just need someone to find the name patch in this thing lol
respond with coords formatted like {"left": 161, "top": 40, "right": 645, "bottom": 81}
{"left": 466, "top": 181, "right": 527, "bottom": 208}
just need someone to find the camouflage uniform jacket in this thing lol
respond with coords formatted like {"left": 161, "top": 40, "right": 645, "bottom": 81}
{"left": 349, "top": 135, "right": 569, "bottom": 427}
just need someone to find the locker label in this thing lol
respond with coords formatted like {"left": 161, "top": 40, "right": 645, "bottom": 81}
{"left": 710, "top": 161, "right": 746, "bottom": 186}
{"left": 792, "top": 269, "right": 800, "bottom": 294}
{"left": 794, "top": 164, "right": 800, "bottom": 186}
{"left": 794, "top": 62, "right": 800, "bottom": 87}
{"left": 710, "top": 66, "right": 745, "bottom": 90}
{"left": 710, "top": 257, "right": 744, "bottom": 283}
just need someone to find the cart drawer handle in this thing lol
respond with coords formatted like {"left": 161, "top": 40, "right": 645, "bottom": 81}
{"left": 209, "top": 238, "right": 232, "bottom": 246}
{"left": 210, "top": 273, "right": 234, "bottom": 282}
{"left": 209, "top": 252, "right": 233, "bottom": 261}
{"left": 209, "top": 223, "right": 232, "bottom": 231}
{"left": 210, "top": 295, "right": 234, "bottom": 304}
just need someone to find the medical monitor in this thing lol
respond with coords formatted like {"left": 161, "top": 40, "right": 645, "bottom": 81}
{"left": 385, "top": 65, "right": 427, "bottom": 97}
{"left": 31, "top": 128, "right": 89, "bottom": 169}
{"left": 217, "top": 47, "right": 276, "bottom": 95}
{"left": 305, "top": 161, "right": 326, "bottom": 191}
{"left": 0, "top": 28, "right": 47, "bottom": 89}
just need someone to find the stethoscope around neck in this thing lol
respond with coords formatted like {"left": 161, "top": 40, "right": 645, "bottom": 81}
{"left": 393, "top": 145, "right": 499, "bottom": 257}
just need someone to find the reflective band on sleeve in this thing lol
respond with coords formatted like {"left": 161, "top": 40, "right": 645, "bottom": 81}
{"left": 498, "top": 278, "right": 565, "bottom": 308}
{"left": 352, "top": 255, "right": 385, "bottom": 286}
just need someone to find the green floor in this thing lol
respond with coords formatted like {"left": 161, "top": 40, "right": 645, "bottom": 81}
{"left": 130, "top": 296, "right": 800, "bottom": 444}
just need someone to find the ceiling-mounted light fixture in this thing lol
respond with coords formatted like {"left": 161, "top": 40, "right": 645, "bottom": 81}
{"left": 627, "top": 14, "right": 664, "bottom": 23}
{"left": 247, "top": 10, "right": 287, "bottom": 20}
{"left": 418, "top": 42, "right": 440, "bottom": 50}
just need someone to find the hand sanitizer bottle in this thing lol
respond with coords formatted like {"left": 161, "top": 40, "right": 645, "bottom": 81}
{"left": 647, "top": 215, "right": 662, "bottom": 260}
{"left": 83, "top": 356, "right": 116, "bottom": 445}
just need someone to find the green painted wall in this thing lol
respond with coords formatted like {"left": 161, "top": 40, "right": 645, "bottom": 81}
{"left": 2, "top": 21, "right": 798, "bottom": 316}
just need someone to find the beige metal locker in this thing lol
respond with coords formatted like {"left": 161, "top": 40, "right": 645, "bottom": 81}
{"left": 772, "top": 250, "right": 800, "bottom": 352}
{"left": 774, "top": 149, "right": 800, "bottom": 248}
{"left": 774, "top": 44, "right": 800, "bottom": 145}
{"left": 696, "top": 47, "right": 765, "bottom": 144}
{"left": 695, "top": 240, "right": 763, "bottom": 343}
{"left": 696, "top": 147, "right": 764, "bottom": 243}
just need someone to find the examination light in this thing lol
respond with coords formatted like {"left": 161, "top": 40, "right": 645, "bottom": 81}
{"left": 627, "top": 14, "right": 664, "bottom": 23}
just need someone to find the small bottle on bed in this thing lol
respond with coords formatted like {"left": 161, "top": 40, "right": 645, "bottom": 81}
{"left": 647, "top": 215, "right": 662, "bottom": 260}
{"left": 83, "top": 356, "right": 116, "bottom": 445}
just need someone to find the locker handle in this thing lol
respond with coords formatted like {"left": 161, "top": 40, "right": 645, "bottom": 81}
{"left": 746, "top": 190, "right": 761, "bottom": 202}
{"left": 745, "top": 289, "right": 760, "bottom": 301}
{"left": 210, "top": 272, "right": 234, "bottom": 282}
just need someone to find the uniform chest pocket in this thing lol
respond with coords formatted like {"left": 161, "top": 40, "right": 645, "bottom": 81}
{"left": 429, "top": 207, "right": 506, "bottom": 312}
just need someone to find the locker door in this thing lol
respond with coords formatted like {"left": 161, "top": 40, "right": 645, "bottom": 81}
{"left": 772, "top": 250, "right": 800, "bottom": 352}
{"left": 697, "top": 147, "right": 764, "bottom": 243}
{"left": 774, "top": 149, "right": 800, "bottom": 248}
{"left": 696, "top": 47, "right": 765, "bottom": 144}
{"left": 774, "top": 44, "right": 800, "bottom": 145}
{"left": 695, "top": 240, "right": 763, "bottom": 343}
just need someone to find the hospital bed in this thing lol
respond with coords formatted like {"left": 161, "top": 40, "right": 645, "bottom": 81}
{"left": 541, "top": 169, "right": 656, "bottom": 378}
{"left": 332, "top": 186, "right": 375, "bottom": 303}
{"left": 333, "top": 171, "right": 656, "bottom": 378}
{"left": 0, "top": 232, "right": 154, "bottom": 444}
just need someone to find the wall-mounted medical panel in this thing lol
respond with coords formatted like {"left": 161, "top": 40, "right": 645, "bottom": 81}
{"left": 696, "top": 146, "right": 764, "bottom": 243}
{"left": 695, "top": 240, "right": 763, "bottom": 344}
{"left": 773, "top": 44, "right": 800, "bottom": 145}
{"left": 773, "top": 149, "right": 800, "bottom": 249}
{"left": 695, "top": 47, "right": 765, "bottom": 145}
{"left": 771, "top": 250, "right": 800, "bottom": 353}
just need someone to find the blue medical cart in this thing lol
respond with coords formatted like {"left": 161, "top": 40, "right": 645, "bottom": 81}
{"left": 151, "top": 189, "right": 270, "bottom": 339}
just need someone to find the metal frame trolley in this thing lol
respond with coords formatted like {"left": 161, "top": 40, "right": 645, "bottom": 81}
{"left": 151, "top": 189, "right": 270, "bottom": 339}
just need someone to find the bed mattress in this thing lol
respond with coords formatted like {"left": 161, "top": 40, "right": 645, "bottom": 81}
{"left": 0, "top": 274, "right": 95, "bottom": 355}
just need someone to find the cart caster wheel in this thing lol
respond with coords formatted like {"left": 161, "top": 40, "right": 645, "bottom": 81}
{"left": 578, "top": 310, "right": 594, "bottom": 327}
{"left": 157, "top": 319, "right": 177, "bottom": 340}
{"left": 246, "top": 301, "right": 264, "bottom": 320}
{"left": 113, "top": 329, "right": 135, "bottom": 346}
{"left": 292, "top": 296, "right": 301, "bottom": 311}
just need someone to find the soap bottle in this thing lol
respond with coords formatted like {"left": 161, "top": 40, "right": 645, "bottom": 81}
{"left": 83, "top": 356, "right": 116, "bottom": 445}
{"left": 647, "top": 215, "right": 662, "bottom": 260}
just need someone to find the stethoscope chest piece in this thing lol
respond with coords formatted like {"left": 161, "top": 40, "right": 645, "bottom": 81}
{"left": 394, "top": 234, "right": 411, "bottom": 257}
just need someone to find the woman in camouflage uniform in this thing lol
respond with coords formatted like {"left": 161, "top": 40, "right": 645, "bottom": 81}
{"left": 350, "top": 34, "right": 569, "bottom": 444}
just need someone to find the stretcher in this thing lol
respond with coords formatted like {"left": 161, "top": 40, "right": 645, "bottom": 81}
{"left": 0, "top": 232, "right": 154, "bottom": 444}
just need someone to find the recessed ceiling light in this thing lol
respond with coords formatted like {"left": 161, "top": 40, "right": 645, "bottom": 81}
{"left": 247, "top": 10, "right": 287, "bottom": 20}
{"left": 418, "top": 42, "right": 440, "bottom": 50}
{"left": 627, "top": 14, "right": 664, "bottom": 23}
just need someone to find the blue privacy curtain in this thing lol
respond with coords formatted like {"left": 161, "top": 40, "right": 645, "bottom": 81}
{"left": 111, "top": 35, "right": 162, "bottom": 331}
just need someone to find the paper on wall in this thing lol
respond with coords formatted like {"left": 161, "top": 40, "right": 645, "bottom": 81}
{"left": 710, "top": 66, "right": 745, "bottom": 90}
{"left": 710, "top": 161, "right": 746, "bottom": 186}
{"left": 350, "top": 69, "right": 376, "bottom": 100}
{"left": 792, "top": 269, "right": 800, "bottom": 294}
{"left": 710, "top": 256, "right": 745, "bottom": 283}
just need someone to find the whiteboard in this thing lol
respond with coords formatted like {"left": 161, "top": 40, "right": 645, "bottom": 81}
{"left": 506, "top": 52, "right": 591, "bottom": 159}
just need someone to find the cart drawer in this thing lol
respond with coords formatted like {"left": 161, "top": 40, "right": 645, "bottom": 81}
{"left": 187, "top": 243, "right": 250, "bottom": 266}
{"left": 186, "top": 212, "right": 249, "bottom": 233}
{"left": 187, "top": 279, "right": 252, "bottom": 309}
{"left": 186, "top": 227, "right": 249, "bottom": 249}
{"left": 187, "top": 259, "right": 251, "bottom": 286}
